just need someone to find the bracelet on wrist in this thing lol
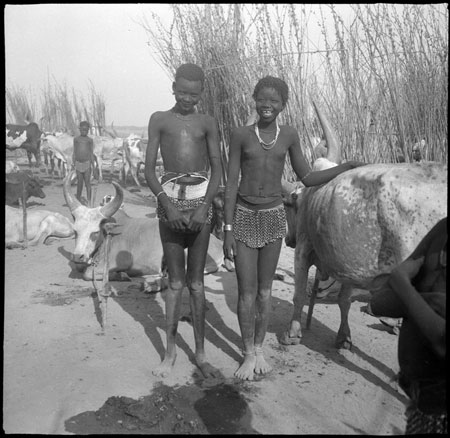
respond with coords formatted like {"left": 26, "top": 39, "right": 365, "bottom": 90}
{"left": 156, "top": 191, "right": 165, "bottom": 199}
{"left": 224, "top": 224, "right": 233, "bottom": 232}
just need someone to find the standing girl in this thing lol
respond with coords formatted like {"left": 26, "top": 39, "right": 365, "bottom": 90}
{"left": 223, "top": 76, "right": 363, "bottom": 380}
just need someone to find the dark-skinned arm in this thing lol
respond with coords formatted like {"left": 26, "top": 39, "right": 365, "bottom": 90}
{"left": 222, "top": 128, "right": 242, "bottom": 260}
{"left": 189, "top": 116, "right": 222, "bottom": 231}
{"left": 144, "top": 112, "right": 182, "bottom": 226}
{"left": 388, "top": 219, "right": 446, "bottom": 358}
{"left": 288, "top": 129, "right": 365, "bottom": 187}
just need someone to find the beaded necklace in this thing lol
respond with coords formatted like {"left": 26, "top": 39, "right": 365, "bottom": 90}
{"left": 254, "top": 121, "right": 280, "bottom": 150}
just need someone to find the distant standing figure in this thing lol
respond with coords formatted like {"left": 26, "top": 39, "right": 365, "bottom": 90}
{"left": 144, "top": 63, "right": 222, "bottom": 378}
{"left": 412, "top": 139, "right": 425, "bottom": 162}
{"left": 72, "top": 121, "right": 97, "bottom": 205}
{"left": 370, "top": 217, "right": 446, "bottom": 434}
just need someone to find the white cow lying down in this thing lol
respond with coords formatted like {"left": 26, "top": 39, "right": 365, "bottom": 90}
{"left": 5, "top": 206, "right": 75, "bottom": 249}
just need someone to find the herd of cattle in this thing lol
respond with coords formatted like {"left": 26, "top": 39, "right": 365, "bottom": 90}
{"left": 6, "top": 122, "right": 150, "bottom": 184}
{"left": 5, "top": 109, "right": 447, "bottom": 351}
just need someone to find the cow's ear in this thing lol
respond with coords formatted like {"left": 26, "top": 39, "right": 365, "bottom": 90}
{"left": 99, "top": 217, "right": 117, "bottom": 227}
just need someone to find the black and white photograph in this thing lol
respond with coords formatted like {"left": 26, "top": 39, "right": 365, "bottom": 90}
{"left": 4, "top": 3, "right": 447, "bottom": 434}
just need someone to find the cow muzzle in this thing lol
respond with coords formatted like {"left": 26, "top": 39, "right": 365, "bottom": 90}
{"left": 71, "top": 253, "right": 90, "bottom": 271}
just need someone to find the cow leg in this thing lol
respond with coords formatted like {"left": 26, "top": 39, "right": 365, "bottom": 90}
{"left": 122, "top": 162, "right": 130, "bottom": 185}
{"left": 34, "top": 150, "right": 41, "bottom": 168}
{"left": 279, "top": 243, "right": 311, "bottom": 345}
{"left": 5, "top": 241, "right": 26, "bottom": 249}
{"left": 96, "top": 157, "right": 103, "bottom": 182}
{"left": 131, "top": 166, "right": 141, "bottom": 186}
{"left": 43, "top": 150, "right": 49, "bottom": 173}
{"left": 26, "top": 218, "right": 55, "bottom": 246}
{"left": 49, "top": 154, "right": 55, "bottom": 177}
{"left": 336, "top": 284, "right": 353, "bottom": 350}
{"left": 26, "top": 150, "right": 33, "bottom": 168}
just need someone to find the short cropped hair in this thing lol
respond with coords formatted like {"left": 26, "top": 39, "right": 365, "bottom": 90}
{"left": 79, "top": 121, "right": 90, "bottom": 128}
{"left": 175, "top": 63, "right": 205, "bottom": 84}
{"left": 252, "top": 76, "right": 289, "bottom": 105}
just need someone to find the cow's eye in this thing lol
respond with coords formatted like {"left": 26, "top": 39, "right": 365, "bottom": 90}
{"left": 90, "top": 231, "right": 99, "bottom": 241}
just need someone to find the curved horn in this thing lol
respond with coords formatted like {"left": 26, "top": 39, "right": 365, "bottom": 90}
{"left": 281, "top": 179, "right": 299, "bottom": 195}
{"left": 311, "top": 100, "right": 341, "bottom": 164}
{"left": 99, "top": 181, "right": 123, "bottom": 217}
{"left": 63, "top": 170, "right": 82, "bottom": 212}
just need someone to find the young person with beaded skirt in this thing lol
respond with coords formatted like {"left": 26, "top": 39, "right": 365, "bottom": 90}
{"left": 223, "top": 76, "right": 364, "bottom": 380}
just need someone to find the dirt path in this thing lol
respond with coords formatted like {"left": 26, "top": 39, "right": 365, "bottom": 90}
{"left": 4, "top": 161, "right": 408, "bottom": 434}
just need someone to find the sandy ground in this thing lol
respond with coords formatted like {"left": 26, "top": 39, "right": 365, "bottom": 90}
{"left": 4, "top": 156, "right": 408, "bottom": 434}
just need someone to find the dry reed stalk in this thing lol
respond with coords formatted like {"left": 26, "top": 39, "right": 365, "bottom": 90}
{"left": 141, "top": 4, "right": 447, "bottom": 173}
{"left": 7, "top": 74, "right": 106, "bottom": 136}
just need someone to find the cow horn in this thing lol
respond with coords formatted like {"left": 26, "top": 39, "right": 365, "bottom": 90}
{"left": 245, "top": 109, "right": 258, "bottom": 126}
{"left": 281, "top": 179, "right": 299, "bottom": 194}
{"left": 99, "top": 181, "right": 123, "bottom": 217}
{"left": 311, "top": 100, "right": 341, "bottom": 164}
{"left": 63, "top": 170, "right": 82, "bottom": 212}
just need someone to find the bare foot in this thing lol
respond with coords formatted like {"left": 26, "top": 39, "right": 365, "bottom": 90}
{"left": 254, "top": 346, "right": 272, "bottom": 374}
{"left": 234, "top": 351, "right": 256, "bottom": 380}
{"left": 195, "top": 352, "right": 220, "bottom": 378}
{"left": 152, "top": 354, "right": 176, "bottom": 378}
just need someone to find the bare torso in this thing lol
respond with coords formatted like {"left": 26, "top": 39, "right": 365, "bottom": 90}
{"left": 158, "top": 110, "right": 210, "bottom": 183}
{"left": 237, "top": 124, "right": 294, "bottom": 201}
{"left": 73, "top": 136, "right": 94, "bottom": 162}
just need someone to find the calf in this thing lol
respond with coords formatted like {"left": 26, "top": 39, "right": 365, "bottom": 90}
{"left": 121, "top": 134, "right": 145, "bottom": 186}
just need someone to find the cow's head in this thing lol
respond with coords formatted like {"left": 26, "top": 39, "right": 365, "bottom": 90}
{"left": 87, "top": 217, "right": 121, "bottom": 266}
{"left": 281, "top": 180, "right": 302, "bottom": 248}
{"left": 25, "top": 177, "right": 46, "bottom": 200}
{"left": 63, "top": 170, "right": 123, "bottom": 268}
{"left": 5, "top": 128, "right": 27, "bottom": 147}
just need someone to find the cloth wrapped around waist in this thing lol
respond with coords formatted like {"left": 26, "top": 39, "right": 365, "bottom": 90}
{"left": 162, "top": 179, "right": 209, "bottom": 200}
{"left": 75, "top": 160, "right": 91, "bottom": 173}
{"left": 160, "top": 171, "right": 209, "bottom": 199}
{"left": 157, "top": 172, "right": 213, "bottom": 229}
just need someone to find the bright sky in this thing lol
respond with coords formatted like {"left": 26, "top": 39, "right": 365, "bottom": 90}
{"left": 5, "top": 3, "right": 174, "bottom": 127}
{"left": 7, "top": 4, "right": 443, "bottom": 128}
{"left": 5, "top": 3, "right": 362, "bottom": 127}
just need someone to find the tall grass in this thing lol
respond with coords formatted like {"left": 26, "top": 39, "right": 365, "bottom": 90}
{"left": 6, "top": 76, "right": 106, "bottom": 136}
{"left": 142, "top": 4, "right": 447, "bottom": 182}
{"left": 6, "top": 85, "right": 37, "bottom": 125}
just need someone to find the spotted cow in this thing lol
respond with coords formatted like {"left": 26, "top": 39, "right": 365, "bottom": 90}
{"left": 281, "top": 101, "right": 447, "bottom": 349}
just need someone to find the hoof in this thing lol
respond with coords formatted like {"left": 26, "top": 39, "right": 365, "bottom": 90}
{"left": 279, "top": 331, "right": 302, "bottom": 345}
{"left": 379, "top": 317, "right": 402, "bottom": 335}
{"left": 223, "top": 258, "right": 235, "bottom": 272}
{"left": 336, "top": 339, "right": 352, "bottom": 350}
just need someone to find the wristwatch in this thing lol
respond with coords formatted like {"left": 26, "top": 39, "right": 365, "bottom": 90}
{"left": 224, "top": 224, "right": 233, "bottom": 232}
